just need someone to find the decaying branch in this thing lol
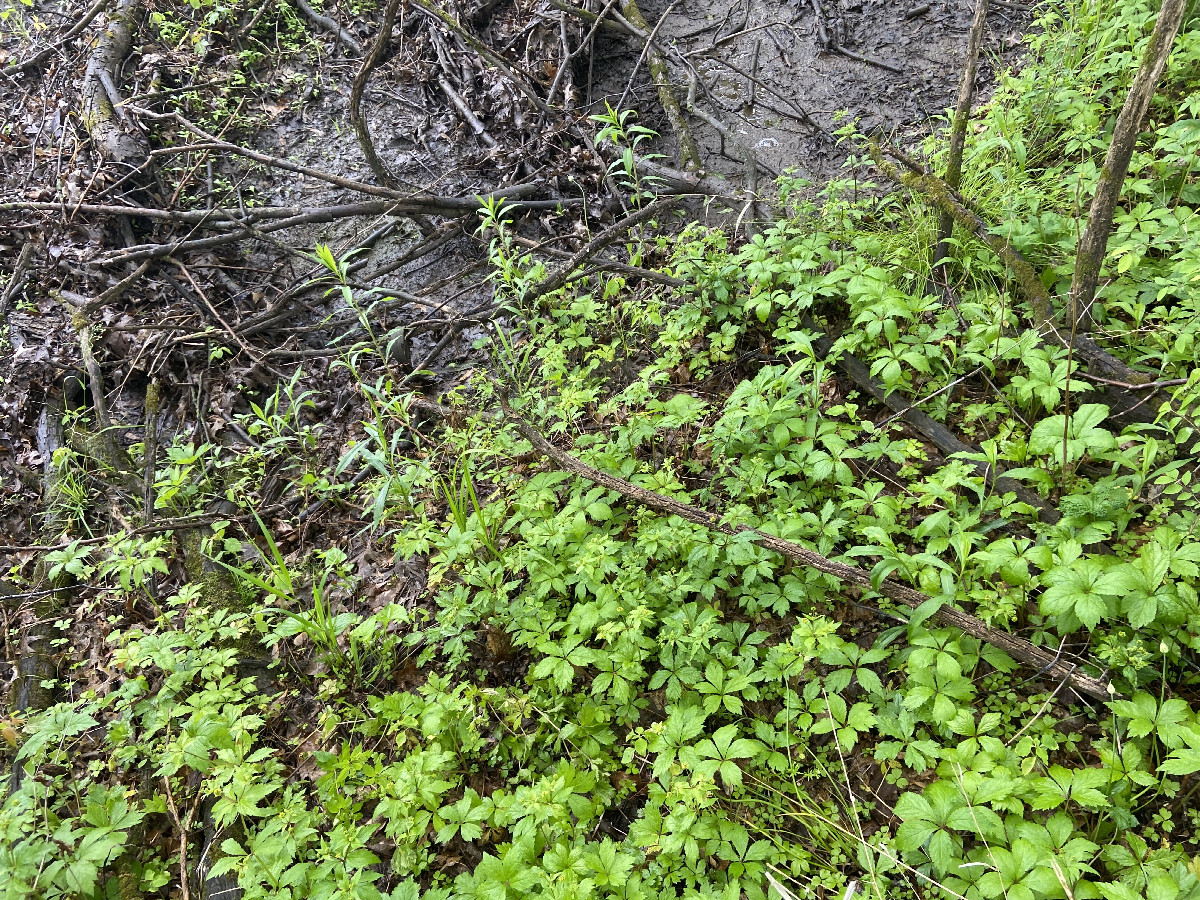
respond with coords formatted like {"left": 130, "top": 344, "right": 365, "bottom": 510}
{"left": 935, "top": 0, "right": 988, "bottom": 267}
{"left": 2, "top": 0, "right": 111, "bottom": 77}
{"left": 350, "top": 0, "right": 402, "bottom": 187}
{"left": 411, "top": 396, "right": 1113, "bottom": 701}
{"left": 872, "top": 144, "right": 1153, "bottom": 386}
{"left": 807, "top": 327, "right": 1061, "bottom": 524}
{"left": 293, "top": 0, "right": 363, "bottom": 55}
{"left": 619, "top": 0, "right": 702, "bottom": 172}
{"left": 520, "top": 195, "right": 684, "bottom": 304}
{"left": 80, "top": 0, "right": 150, "bottom": 178}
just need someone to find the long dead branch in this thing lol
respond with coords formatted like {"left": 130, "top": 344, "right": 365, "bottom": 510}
{"left": 935, "top": 0, "right": 988, "bottom": 266}
{"left": 411, "top": 0, "right": 553, "bottom": 115}
{"left": 620, "top": 0, "right": 702, "bottom": 172}
{"left": 872, "top": 144, "right": 1151, "bottom": 386}
{"left": 412, "top": 397, "right": 1112, "bottom": 700}
{"left": 808, "top": 327, "right": 1060, "bottom": 524}
{"left": 293, "top": 0, "right": 363, "bottom": 55}
{"left": 350, "top": 0, "right": 401, "bottom": 186}
{"left": 2, "top": 0, "right": 111, "bottom": 77}
{"left": 520, "top": 195, "right": 683, "bottom": 304}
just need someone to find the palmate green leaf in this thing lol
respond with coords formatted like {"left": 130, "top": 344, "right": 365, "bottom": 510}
{"left": 685, "top": 724, "right": 763, "bottom": 789}
{"left": 584, "top": 838, "right": 635, "bottom": 887}
{"left": 1040, "top": 557, "right": 1113, "bottom": 629}
{"left": 1029, "top": 403, "right": 1117, "bottom": 466}
{"left": 1157, "top": 723, "right": 1200, "bottom": 777}
{"left": 945, "top": 804, "right": 1004, "bottom": 840}
{"left": 16, "top": 705, "right": 99, "bottom": 762}
{"left": 1159, "top": 748, "right": 1200, "bottom": 776}
{"left": 436, "top": 789, "right": 492, "bottom": 843}
{"left": 1110, "top": 692, "right": 1192, "bottom": 748}
{"left": 894, "top": 782, "right": 965, "bottom": 873}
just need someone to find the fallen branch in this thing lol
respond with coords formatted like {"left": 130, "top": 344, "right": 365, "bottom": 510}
{"left": 619, "top": 0, "right": 701, "bottom": 172}
{"left": 293, "top": 0, "right": 363, "bottom": 54}
{"left": 350, "top": 0, "right": 401, "bottom": 186}
{"left": 0, "top": 241, "right": 34, "bottom": 316}
{"left": 80, "top": 0, "right": 153, "bottom": 234}
{"left": 602, "top": 150, "right": 742, "bottom": 199}
{"left": 131, "top": 107, "right": 428, "bottom": 197}
{"left": 935, "top": 0, "right": 988, "bottom": 267}
{"left": 87, "top": 193, "right": 559, "bottom": 265}
{"left": 510, "top": 235, "right": 686, "bottom": 287}
{"left": 872, "top": 143, "right": 1151, "bottom": 386}
{"left": 830, "top": 45, "right": 903, "bottom": 74}
{"left": 439, "top": 75, "right": 500, "bottom": 149}
{"left": 412, "top": 396, "right": 1113, "bottom": 700}
{"left": 2, "top": 196, "right": 546, "bottom": 225}
{"left": 412, "top": 0, "right": 553, "bottom": 115}
{"left": 2, "top": 0, "right": 110, "bottom": 77}
{"left": 808, "top": 327, "right": 1061, "bottom": 524}
{"left": 520, "top": 195, "right": 683, "bottom": 304}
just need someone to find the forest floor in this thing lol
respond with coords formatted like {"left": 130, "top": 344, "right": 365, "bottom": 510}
{"left": 5, "top": 1, "right": 1200, "bottom": 900}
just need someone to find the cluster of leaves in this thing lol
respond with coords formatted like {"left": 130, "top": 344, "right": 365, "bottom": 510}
{"left": 7, "top": 1, "right": 1200, "bottom": 898}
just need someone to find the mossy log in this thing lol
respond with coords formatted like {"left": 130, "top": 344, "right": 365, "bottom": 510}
{"left": 620, "top": 0, "right": 702, "bottom": 173}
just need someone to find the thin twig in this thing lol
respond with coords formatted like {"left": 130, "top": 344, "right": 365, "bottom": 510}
{"left": 2, "top": 0, "right": 110, "bottom": 77}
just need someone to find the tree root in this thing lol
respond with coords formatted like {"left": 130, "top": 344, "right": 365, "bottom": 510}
{"left": 293, "top": 0, "right": 363, "bottom": 55}
{"left": 349, "top": 0, "right": 402, "bottom": 187}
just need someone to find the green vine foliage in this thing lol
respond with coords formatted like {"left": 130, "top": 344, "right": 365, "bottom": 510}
{"left": 8, "top": 0, "right": 1200, "bottom": 898}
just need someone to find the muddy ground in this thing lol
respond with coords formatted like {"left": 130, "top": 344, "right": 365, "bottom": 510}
{"left": 0, "top": 0, "right": 1030, "bottom": 684}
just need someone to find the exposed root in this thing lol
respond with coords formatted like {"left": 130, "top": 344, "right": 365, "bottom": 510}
{"left": 349, "top": 0, "right": 402, "bottom": 188}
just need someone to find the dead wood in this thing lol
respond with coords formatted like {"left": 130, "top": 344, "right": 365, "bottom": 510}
{"left": 509, "top": 235, "right": 686, "bottom": 287}
{"left": 293, "top": 0, "right": 363, "bottom": 55}
{"left": 1069, "top": 0, "right": 1188, "bottom": 333}
{"left": 411, "top": 0, "right": 553, "bottom": 115}
{"left": 520, "top": 195, "right": 684, "bottom": 304}
{"left": 2, "top": 0, "right": 110, "bottom": 78}
{"left": 143, "top": 380, "right": 160, "bottom": 528}
{"left": 0, "top": 241, "right": 34, "bottom": 316}
{"left": 619, "top": 0, "right": 702, "bottom": 172}
{"left": 810, "top": 0, "right": 902, "bottom": 73}
{"left": 9, "top": 393, "right": 73, "bottom": 775}
{"left": 438, "top": 75, "right": 500, "bottom": 149}
{"left": 872, "top": 144, "right": 1155, "bottom": 387}
{"left": 604, "top": 151, "right": 742, "bottom": 199}
{"left": 350, "top": 0, "right": 402, "bottom": 188}
{"left": 808, "top": 327, "right": 1061, "bottom": 524}
{"left": 410, "top": 396, "right": 1113, "bottom": 700}
{"left": 132, "top": 108, "right": 429, "bottom": 198}
{"left": 74, "top": 316, "right": 124, "bottom": 471}
{"left": 80, "top": 0, "right": 152, "bottom": 190}
{"left": 84, "top": 194, "right": 557, "bottom": 266}
{"left": 935, "top": 0, "right": 988, "bottom": 267}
